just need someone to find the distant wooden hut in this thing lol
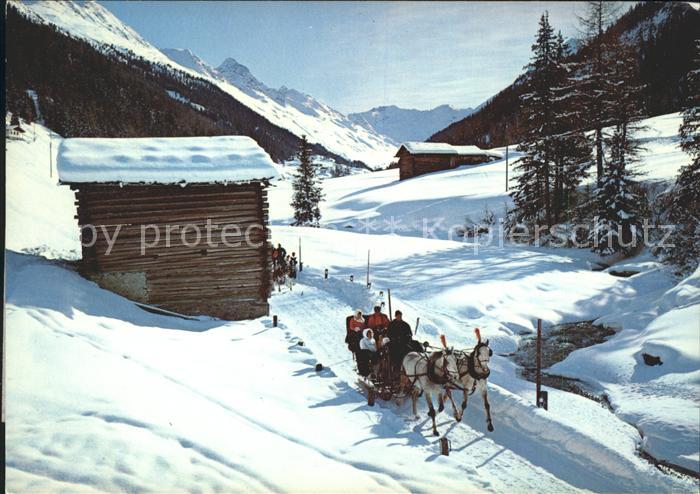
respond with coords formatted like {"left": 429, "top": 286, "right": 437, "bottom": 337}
{"left": 395, "top": 142, "right": 502, "bottom": 180}
{"left": 6, "top": 114, "right": 26, "bottom": 140}
{"left": 57, "top": 136, "right": 279, "bottom": 320}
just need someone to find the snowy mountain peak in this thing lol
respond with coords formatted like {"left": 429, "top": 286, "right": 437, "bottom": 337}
{"left": 159, "top": 47, "right": 218, "bottom": 79}
{"left": 348, "top": 104, "right": 475, "bottom": 144}
{"left": 11, "top": 0, "right": 152, "bottom": 51}
{"left": 215, "top": 57, "right": 271, "bottom": 96}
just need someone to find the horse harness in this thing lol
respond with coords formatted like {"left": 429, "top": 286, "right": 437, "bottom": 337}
{"left": 426, "top": 351, "right": 450, "bottom": 385}
{"left": 451, "top": 343, "right": 492, "bottom": 395}
{"left": 403, "top": 350, "right": 453, "bottom": 389}
{"left": 404, "top": 344, "right": 491, "bottom": 393}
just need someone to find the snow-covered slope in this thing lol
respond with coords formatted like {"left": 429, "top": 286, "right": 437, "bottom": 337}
{"left": 11, "top": 1, "right": 396, "bottom": 168}
{"left": 7, "top": 246, "right": 696, "bottom": 492}
{"left": 349, "top": 104, "right": 475, "bottom": 144}
{"left": 269, "top": 113, "right": 690, "bottom": 237}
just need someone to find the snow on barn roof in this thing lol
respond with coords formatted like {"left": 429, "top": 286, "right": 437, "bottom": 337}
{"left": 397, "top": 142, "right": 502, "bottom": 158}
{"left": 57, "top": 136, "right": 278, "bottom": 184}
{"left": 399, "top": 142, "right": 456, "bottom": 155}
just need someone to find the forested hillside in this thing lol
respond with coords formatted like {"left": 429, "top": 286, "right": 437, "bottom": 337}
{"left": 4, "top": 6, "right": 357, "bottom": 166}
{"left": 431, "top": 1, "right": 700, "bottom": 148}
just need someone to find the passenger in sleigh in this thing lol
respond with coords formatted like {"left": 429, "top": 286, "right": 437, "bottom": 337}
{"left": 387, "top": 310, "right": 423, "bottom": 371}
{"left": 345, "top": 309, "right": 366, "bottom": 353}
{"left": 356, "top": 328, "right": 389, "bottom": 377}
{"left": 366, "top": 304, "right": 390, "bottom": 336}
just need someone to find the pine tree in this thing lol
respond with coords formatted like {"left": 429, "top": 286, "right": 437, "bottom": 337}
{"left": 663, "top": 40, "right": 700, "bottom": 273}
{"left": 572, "top": 0, "right": 621, "bottom": 186}
{"left": 590, "top": 41, "right": 647, "bottom": 255}
{"left": 509, "top": 12, "right": 559, "bottom": 236}
{"left": 291, "top": 135, "right": 324, "bottom": 227}
{"left": 551, "top": 32, "right": 593, "bottom": 224}
{"left": 679, "top": 41, "right": 700, "bottom": 159}
{"left": 510, "top": 14, "right": 592, "bottom": 238}
{"left": 552, "top": 130, "right": 592, "bottom": 223}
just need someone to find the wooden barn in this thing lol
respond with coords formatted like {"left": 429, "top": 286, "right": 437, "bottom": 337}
{"left": 395, "top": 142, "right": 502, "bottom": 180}
{"left": 57, "top": 136, "right": 279, "bottom": 320}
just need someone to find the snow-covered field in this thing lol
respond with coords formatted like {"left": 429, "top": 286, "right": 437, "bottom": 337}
{"left": 5, "top": 114, "right": 699, "bottom": 491}
{"left": 269, "top": 113, "right": 690, "bottom": 238}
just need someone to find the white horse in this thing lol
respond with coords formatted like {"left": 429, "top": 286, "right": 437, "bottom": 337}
{"left": 442, "top": 340, "right": 494, "bottom": 432}
{"left": 402, "top": 350, "right": 462, "bottom": 436}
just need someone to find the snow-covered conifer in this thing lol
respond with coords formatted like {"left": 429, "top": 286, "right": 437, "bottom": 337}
{"left": 511, "top": 15, "right": 592, "bottom": 237}
{"left": 663, "top": 40, "right": 700, "bottom": 272}
{"left": 510, "top": 12, "right": 559, "bottom": 235}
{"left": 291, "top": 135, "right": 324, "bottom": 227}
{"left": 589, "top": 42, "right": 647, "bottom": 255}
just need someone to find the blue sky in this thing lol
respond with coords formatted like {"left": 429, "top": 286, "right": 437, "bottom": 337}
{"left": 102, "top": 1, "right": 623, "bottom": 114}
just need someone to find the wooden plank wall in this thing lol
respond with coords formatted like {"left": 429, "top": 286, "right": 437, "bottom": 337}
{"left": 72, "top": 182, "right": 272, "bottom": 320}
{"left": 399, "top": 154, "right": 492, "bottom": 180}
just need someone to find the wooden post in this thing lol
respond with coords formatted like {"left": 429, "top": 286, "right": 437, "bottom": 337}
{"left": 366, "top": 249, "right": 370, "bottom": 288}
{"left": 298, "top": 237, "right": 302, "bottom": 272}
{"left": 505, "top": 145, "right": 509, "bottom": 192}
{"left": 388, "top": 288, "right": 392, "bottom": 320}
{"left": 536, "top": 318, "right": 542, "bottom": 408}
{"left": 367, "top": 387, "right": 375, "bottom": 406}
{"left": 504, "top": 123, "right": 509, "bottom": 192}
{"left": 273, "top": 315, "right": 278, "bottom": 327}
{"left": 440, "top": 437, "right": 450, "bottom": 456}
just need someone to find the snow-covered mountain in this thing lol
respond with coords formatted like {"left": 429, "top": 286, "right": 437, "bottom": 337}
{"left": 11, "top": 1, "right": 396, "bottom": 168}
{"left": 348, "top": 104, "right": 474, "bottom": 144}
{"left": 158, "top": 47, "right": 220, "bottom": 80}
{"left": 161, "top": 49, "right": 354, "bottom": 122}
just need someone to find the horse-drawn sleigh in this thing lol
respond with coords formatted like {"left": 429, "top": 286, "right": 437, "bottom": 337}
{"left": 345, "top": 313, "right": 408, "bottom": 400}
{"left": 345, "top": 312, "right": 495, "bottom": 436}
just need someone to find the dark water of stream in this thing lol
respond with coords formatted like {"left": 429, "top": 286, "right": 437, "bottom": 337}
{"left": 512, "top": 320, "right": 616, "bottom": 402}
{"left": 511, "top": 321, "right": 700, "bottom": 480}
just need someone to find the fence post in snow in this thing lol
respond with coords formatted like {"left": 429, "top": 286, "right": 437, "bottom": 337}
{"left": 388, "top": 289, "right": 392, "bottom": 321}
{"left": 367, "top": 387, "right": 375, "bottom": 406}
{"left": 366, "top": 249, "right": 370, "bottom": 288}
{"left": 505, "top": 124, "right": 509, "bottom": 192}
{"left": 298, "top": 237, "right": 302, "bottom": 272}
{"left": 536, "top": 318, "right": 542, "bottom": 408}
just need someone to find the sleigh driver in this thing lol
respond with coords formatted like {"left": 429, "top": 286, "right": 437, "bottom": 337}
{"left": 386, "top": 310, "right": 423, "bottom": 372}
